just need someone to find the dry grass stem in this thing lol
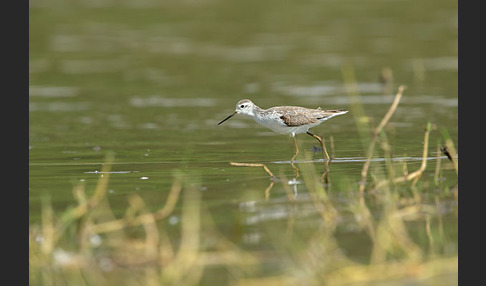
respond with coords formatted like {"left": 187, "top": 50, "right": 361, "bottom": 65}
{"left": 230, "top": 162, "right": 275, "bottom": 178}
{"left": 91, "top": 178, "right": 182, "bottom": 234}
{"left": 299, "top": 154, "right": 337, "bottom": 229}
{"left": 359, "top": 85, "right": 405, "bottom": 194}
{"left": 375, "top": 122, "right": 431, "bottom": 189}
{"left": 434, "top": 144, "right": 442, "bottom": 186}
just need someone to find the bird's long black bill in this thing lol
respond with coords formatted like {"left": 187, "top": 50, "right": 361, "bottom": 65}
{"left": 218, "top": 111, "right": 237, "bottom": 125}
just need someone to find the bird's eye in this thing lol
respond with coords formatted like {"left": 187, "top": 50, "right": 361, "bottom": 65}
{"left": 240, "top": 104, "right": 245, "bottom": 108}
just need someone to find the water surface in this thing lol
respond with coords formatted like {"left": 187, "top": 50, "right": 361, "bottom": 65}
{"left": 30, "top": 0, "right": 458, "bottom": 284}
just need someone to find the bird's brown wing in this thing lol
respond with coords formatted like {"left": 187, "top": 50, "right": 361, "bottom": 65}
{"left": 278, "top": 107, "right": 320, "bottom": 127}
{"left": 279, "top": 108, "right": 346, "bottom": 127}
{"left": 280, "top": 114, "right": 317, "bottom": 127}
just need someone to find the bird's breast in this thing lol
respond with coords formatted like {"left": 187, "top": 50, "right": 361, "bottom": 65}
{"left": 252, "top": 114, "right": 291, "bottom": 134}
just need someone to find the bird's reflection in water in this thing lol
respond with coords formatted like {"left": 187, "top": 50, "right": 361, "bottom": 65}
{"left": 228, "top": 159, "right": 331, "bottom": 201}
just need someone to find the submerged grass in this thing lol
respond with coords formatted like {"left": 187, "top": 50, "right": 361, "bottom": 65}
{"left": 29, "top": 85, "right": 457, "bottom": 285}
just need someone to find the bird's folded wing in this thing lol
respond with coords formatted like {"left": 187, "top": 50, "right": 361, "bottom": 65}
{"left": 279, "top": 109, "right": 346, "bottom": 126}
{"left": 279, "top": 112, "right": 318, "bottom": 127}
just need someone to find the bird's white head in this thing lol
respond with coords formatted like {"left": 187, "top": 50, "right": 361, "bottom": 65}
{"left": 218, "top": 99, "right": 256, "bottom": 125}
{"left": 234, "top": 99, "right": 255, "bottom": 116}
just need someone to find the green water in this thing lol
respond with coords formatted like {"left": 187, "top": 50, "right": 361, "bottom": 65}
{"left": 30, "top": 0, "right": 457, "bottom": 284}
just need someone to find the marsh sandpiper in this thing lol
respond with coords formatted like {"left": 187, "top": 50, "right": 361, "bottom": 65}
{"left": 218, "top": 99, "right": 348, "bottom": 162}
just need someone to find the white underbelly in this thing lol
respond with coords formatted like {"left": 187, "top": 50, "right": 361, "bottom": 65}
{"left": 253, "top": 116, "right": 320, "bottom": 135}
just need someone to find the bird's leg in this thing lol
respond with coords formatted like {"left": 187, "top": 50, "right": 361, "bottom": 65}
{"left": 306, "top": 131, "right": 330, "bottom": 160}
{"left": 290, "top": 134, "right": 300, "bottom": 178}
{"left": 307, "top": 131, "right": 331, "bottom": 184}
{"left": 291, "top": 135, "right": 299, "bottom": 162}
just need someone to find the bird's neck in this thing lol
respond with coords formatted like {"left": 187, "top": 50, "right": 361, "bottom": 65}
{"left": 251, "top": 105, "right": 264, "bottom": 119}
{"left": 254, "top": 104, "right": 264, "bottom": 112}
